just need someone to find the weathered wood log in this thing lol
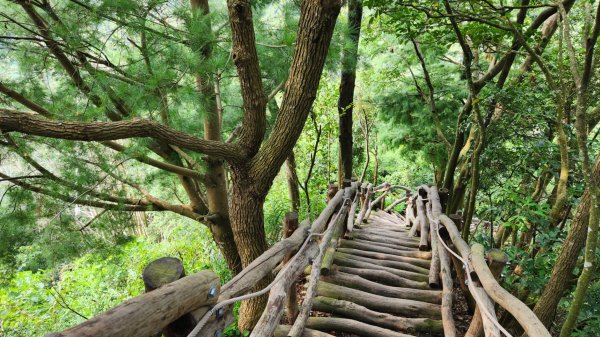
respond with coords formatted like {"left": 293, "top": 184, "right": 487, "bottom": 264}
{"left": 312, "top": 296, "right": 443, "bottom": 333}
{"left": 274, "top": 325, "right": 334, "bottom": 337}
{"left": 283, "top": 212, "right": 300, "bottom": 322}
{"left": 356, "top": 223, "right": 408, "bottom": 233}
{"left": 335, "top": 265, "right": 430, "bottom": 290}
{"left": 335, "top": 251, "right": 429, "bottom": 275}
{"left": 350, "top": 238, "right": 414, "bottom": 252}
{"left": 375, "top": 209, "right": 405, "bottom": 222}
{"left": 354, "top": 183, "right": 373, "bottom": 225}
{"left": 465, "top": 248, "right": 507, "bottom": 337}
{"left": 333, "top": 253, "right": 429, "bottom": 282}
{"left": 438, "top": 238, "right": 457, "bottom": 337}
{"left": 336, "top": 247, "right": 430, "bottom": 268}
{"left": 347, "top": 231, "right": 420, "bottom": 248}
{"left": 321, "top": 271, "right": 441, "bottom": 304}
{"left": 384, "top": 197, "right": 407, "bottom": 212}
{"left": 141, "top": 258, "right": 198, "bottom": 337}
{"left": 426, "top": 185, "right": 456, "bottom": 337}
{"left": 316, "top": 281, "right": 441, "bottom": 319}
{"left": 339, "top": 239, "right": 432, "bottom": 259}
{"left": 425, "top": 200, "right": 441, "bottom": 289}
{"left": 407, "top": 195, "right": 419, "bottom": 236}
{"left": 416, "top": 195, "right": 430, "bottom": 251}
{"left": 289, "top": 201, "right": 350, "bottom": 337}
{"left": 321, "top": 211, "right": 347, "bottom": 275}
{"left": 45, "top": 270, "right": 219, "bottom": 337}
{"left": 346, "top": 189, "right": 360, "bottom": 232}
{"left": 471, "top": 244, "right": 551, "bottom": 337}
{"left": 365, "top": 188, "right": 389, "bottom": 220}
{"left": 195, "top": 221, "right": 311, "bottom": 337}
{"left": 465, "top": 287, "right": 498, "bottom": 337}
{"left": 306, "top": 317, "right": 415, "bottom": 337}
{"left": 250, "top": 236, "right": 319, "bottom": 337}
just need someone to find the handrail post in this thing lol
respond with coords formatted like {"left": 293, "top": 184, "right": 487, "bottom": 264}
{"left": 283, "top": 212, "right": 300, "bottom": 322}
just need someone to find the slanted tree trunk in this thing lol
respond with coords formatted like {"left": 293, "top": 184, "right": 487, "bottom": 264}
{"left": 337, "top": 0, "right": 362, "bottom": 186}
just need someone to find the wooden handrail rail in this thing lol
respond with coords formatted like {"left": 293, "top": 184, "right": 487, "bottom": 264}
{"left": 471, "top": 244, "right": 551, "bottom": 337}
{"left": 45, "top": 270, "right": 220, "bottom": 337}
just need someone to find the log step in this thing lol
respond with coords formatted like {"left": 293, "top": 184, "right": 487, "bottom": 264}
{"left": 316, "top": 281, "right": 441, "bottom": 319}
{"left": 306, "top": 317, "right": 416, "bottom": 337}
{"left": 336, "top": 251, "right": 430, "bottom": 274}
{"left": 321, "top": 271, "right": 442, "bottom": 304}
{"left": 312, "top": 296, "right": 443, "bottom": 333}
{"left": 336, "top": 247, "right": 431, "bottom": 268}
{"left": 339, "top": 239, "right": 432, "bottom": 259}
{"left": 333, "top": 253, "right": 429, "bottom": 282}
{"left": 297, "top": 208, "right": 442, "bottom": 337}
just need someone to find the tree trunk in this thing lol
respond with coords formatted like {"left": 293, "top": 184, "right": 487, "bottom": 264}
{"left": 285, "top": 153, "right": 301, "bottom": 213}
{"left": 337, "top": 0, "right": 362, "bottom": 186}
{"left": 229, "top": 179, "right": 271, "bottom": 332}
{"left": 190, "top": 0, "right": 242, "bottom": 273}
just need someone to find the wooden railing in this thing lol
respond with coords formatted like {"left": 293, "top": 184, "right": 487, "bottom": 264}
{"left": 414, "top": 184, "right": 551, "bottom": 337}
{"left": 45, "top": 180, "right": 552, "bottom": 337}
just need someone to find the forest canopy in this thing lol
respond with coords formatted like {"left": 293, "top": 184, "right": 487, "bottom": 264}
{"left": 0, "top": 0, "right": 599, "bottom": 336}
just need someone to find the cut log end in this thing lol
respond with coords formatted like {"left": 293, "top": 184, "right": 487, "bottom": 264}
{"left": 142, "top": 257, "right": 185, "bottom": 291}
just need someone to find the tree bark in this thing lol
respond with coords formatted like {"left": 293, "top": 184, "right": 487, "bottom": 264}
{"left": 337, "top": 0, "right": 362, "bottom": 186}
{"left": 285, "top": 153, "right": 301, "bottom": 213}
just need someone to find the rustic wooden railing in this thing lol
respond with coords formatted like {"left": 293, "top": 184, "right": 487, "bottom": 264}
{"left": 45, "top": 180, "right": 552, "bottom": 337}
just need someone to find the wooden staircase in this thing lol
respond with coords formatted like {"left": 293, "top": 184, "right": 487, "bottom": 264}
{"left": 276, "top": 210, "right": 444, "bottom": 337}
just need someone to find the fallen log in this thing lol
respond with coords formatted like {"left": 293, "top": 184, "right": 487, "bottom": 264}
{"left": 335, "top": 251, "right": 429, "bottom": 275}
{"left": 334, "top": 265, "right": 430, "bottom": 290}
{"left": 316, "top": 281, "right": 441, "bottom": 319}
{"left": 333, "top": 253, "right": 429, "bottom": 282}
{"left": 306, "top": 317, "right": 415, "bottom": 337}
{"left": 321, "top": 271, "right": 441, "bottom": 304}
{"left": 339, "top": 239, "right": 432, "bottom": 259}
{"left": 336, "top": 247, "right": 430, "bottom": 268}
{"left": 312, "top": 296, "right": 443, "bottom": 333}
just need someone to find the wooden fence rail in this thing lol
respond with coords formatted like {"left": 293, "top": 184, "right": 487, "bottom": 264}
{"left": 45, "top": 180, "right": 553, "bottom": 337}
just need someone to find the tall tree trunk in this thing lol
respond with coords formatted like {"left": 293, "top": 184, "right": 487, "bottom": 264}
{"left": 337, "top": 0, "right": 363, "bottom": 186}
{"left": 191, "top": 0, "right": 242, "bottom": 273}
{"left": 285, "top": 153, "right": 301, "bottom": 213}
{"left": 559, "top": 6, "right": 600, "bottom": 334}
